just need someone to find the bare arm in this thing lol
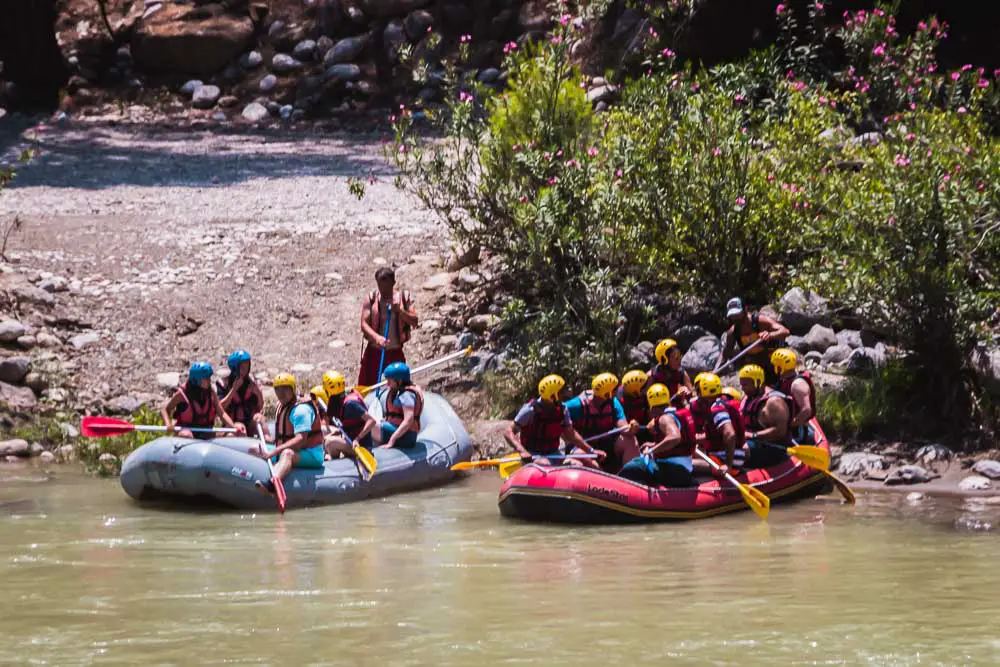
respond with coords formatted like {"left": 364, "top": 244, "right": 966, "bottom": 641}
{"left": 356, "top": 413, "right": 377, "bottom": 441}
{"left": 213, "top": 394, "right": 244, "bottom": 433}
{"left": 360, "top": 301, "right": 383, "bottom": 345}
{"left": 719, "top": 422, "right": 737, "bottom": 469}
{"left": 385, "top": 406, "right": 415, "bottom": 447}
{"left": 721, "top": 326, "right": 737, "bottom": 361}
{"left": 752, "top": 398, "right": 790, "bottom": 442}
{"left": 649, "top": 416, "right": 683, "bottom": 458}
{"left": 504, "top": 422, "right": 532, "bottom": 458}
{"left": 790, "top": 378, "right": 814, "bottom": 427}
{"left": 563, "top": 426, "right": 596, "bottom": 454}
{"left": 161, "top": 393, "right": 181, "bottom": 432}
{"left": 396, "top": 294, "right": 418, "bottom": 327}
{"left": 758, "top": 315, "right": 790, "bottom": 342}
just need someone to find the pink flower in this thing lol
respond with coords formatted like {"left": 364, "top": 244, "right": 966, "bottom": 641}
{"left": 587, "top": 147, "right": 599, "bottom": 157}
{"left": 503, "top": 41, "right": 518, "bottom": 54}
{"left": 550, "top": 35, "right": 562, "bottom": 45}
{"left": 957, "top": 106, "right": 967, "bottom": 114}
{"left": 712, "top": 148, "right": 722, "bottom": 156}
{"left": 519, "top": 196, "right": 528, "bottom": 203}
{"left": 767, "top": 174, "right": 775, "bottom": 182}
{"left": 873, "top": 8, "right": 884, "bottom": 16}
{"left": 615, "top": 169, "right": 623, "bottom": 178}
{"left": 978, "top": 79, "right": 990, "bottom": 88}
{"left": 961, "top": 64, "right": 972, "bottom": 72}
{"left": 918, "top": 21, "right": 927, "bottom": 31}
{"left": 872, "top": 43, "right": 886, "bottom": 57}
{"left": 735, "top": 196, "right": 746, "bottom": 206}
{"left": 512, "top": 144, "right": 521, "bottom": 152}
{"left": 734, "top": 93, "right": 745, "bottom": 102}
{"left": 786, "top": 69, "right": 795, "bottom": 79}
{"left": 398, "top": 145, "right": 407, "bottom": 154}
{"left": 691, "top": 83, "right": 700, "bottom": 92}
{"left": 815, "top": 2, "right": 824, "bottom": 9}
{"left": 556, "top": 150, "right": 563, "bottom": 157}
{"left": 942, "top": 174, "right": 951, "bottom": 183}
{"left": 661, "top": 48, "right": 675, "bottom": 57}
{"left": 887, "top": 216, "right": 896, "bottom": 225}
{"left": 559, "top": 13, "right": 571, "bottom": 26}
{"left": 460, "top": 34, "right": 471, "bottom": 43}
{"left": 776, "top": 4, "right": 786, "bottom": 15}
{"left": 905, "top": 132, "right": 915, "bottom": 141}
{"left": 459, "top": 91, "right": 474, "bottom": 103}
{"left": 547, "top": 177, "right": 558, "bottom": 185}
{"left": 894, "top": 153, "right": 910, "bottom": 167}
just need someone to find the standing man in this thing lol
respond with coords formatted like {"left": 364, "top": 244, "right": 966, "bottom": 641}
{"left": 358, "top": 267, "right": 418, "bottom": 387}
{"left": 718, "top": 297, "right": 789, "bottom": 384}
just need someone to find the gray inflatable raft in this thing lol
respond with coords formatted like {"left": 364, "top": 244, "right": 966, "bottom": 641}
{"left": 119, "top": 391, "right": 473, "bottom": 510}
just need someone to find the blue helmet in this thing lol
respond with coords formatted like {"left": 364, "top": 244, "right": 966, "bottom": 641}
{"left": 188, "top": 361, "right": 214, "bottom": 383}
{"left": 227, "top": 349, "right": 251, "bottom": 374}
{"left": 383, "top": 362, "right": 411, "bottom": 383}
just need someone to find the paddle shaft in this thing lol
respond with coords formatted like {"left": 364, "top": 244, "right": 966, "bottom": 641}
{"left": 90, "top": 423, "right": 237, "bottom": 435}
{"left": 583, "top": 423, "right": 644, "bottom": 444}
{"left": 714, "top": 338, "right": 765, "bottom": 375}
{"left": 377, "top": 303, "right": 392, "bottom": 383}
{"left": 359, "top": 347, "right": 472, "bottom": 395}
{"left": 694, "top": 448, "right": 743, "bottom": 489}
{"left": 257, "top": 423, "right": 286, "bottom": 513}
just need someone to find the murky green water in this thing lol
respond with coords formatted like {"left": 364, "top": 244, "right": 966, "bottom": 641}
{"left": 2, "top": 466, "right": 999, "bottom": 666}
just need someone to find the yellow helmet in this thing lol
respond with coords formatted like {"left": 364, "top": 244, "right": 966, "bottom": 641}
{"left": 771, "top": 348, "right": 798, "bottom": 376}
{"left": 696, "top": 372, "right": 722, "bottom": 399}
{"left": 273, "top": 372, "right": 296, "bottom": 390}
{"left": 693, "top": 372, "right": 707, "bottom": 388}
{"left": 322, "top": 370, "right": 346, "bottom": 397}
{"left": 538, "top": 374, "right": 565, "bottom": 402}
{"left": 646, "top": 383, "right": 671, "bottom": 408}
{"left": 309, "top": 385, "right": 328, "bottom": 403}
{"left": 655, "top": 338, "right": 678, "bottom": 365}
{"left": 739, "top": 364, "right": 765, "bottom": 389}
{"left": 591, "top": 372, "right": 619, "bottom": 399}
{"left": 721, "top": 386, "right": 743, "bottom": 401}
{"left": 621, "top": 369, "right": 648, "bottom": 396}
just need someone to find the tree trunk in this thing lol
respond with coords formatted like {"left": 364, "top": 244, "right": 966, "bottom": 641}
{"left": 0, "top": 0, "right": 67, "bottom": 109}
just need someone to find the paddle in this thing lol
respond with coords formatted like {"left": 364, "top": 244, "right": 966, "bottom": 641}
{"left": 81, "top": 416, "right": 237, "bottom": 438}
{"left": 694, "top": 448, "right": 770, "bottom": 520}
{"left": 754, "top": 441, "right": 831, "bottom": 471}
{"left": 355, "top": 347, "right": 473, "bottom": 397}
{"left": 376, "top": 303, "right": 393, "bottom": 383}
{"left": 257, "top": 424, "right": 287, "bottom": 514}
{"left": 452, "top": 453, "right": 600, "bottom": 472}
{"left": 787, "top": 439, "right": 855, "bottom": 504}
{"left": 714, "top": 338, "right": 765, "bottom": 376}
{"left": 498, "top": 454, "right": 601, "bottom": 479}
{"left": 332, "top": 418, "right": 377, "bottom": 480}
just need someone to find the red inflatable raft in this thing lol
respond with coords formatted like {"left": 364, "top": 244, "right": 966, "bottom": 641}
{"left": 498, "top": 419, "right": 833, "bottom": 523}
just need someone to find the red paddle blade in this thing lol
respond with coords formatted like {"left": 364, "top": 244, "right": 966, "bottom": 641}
{"left": 81, "top": 416, "right": 135, "bottom": 438}
{"left": 274, "top": 477, "right": 287, "bottom": 513}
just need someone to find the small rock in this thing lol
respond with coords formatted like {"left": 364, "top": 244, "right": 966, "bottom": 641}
{"left": 458, "top": 267, "right": 486, "bottom": 287}
{"left": 218, "top": 95, "right": 239, "bottom": 108}
{"left": 846, "top": 346, "right": 887, "bottom": 375}
{"left": 804, "top": 324, "right": 838, "bottom": 352}
{"left": 422, "top": 272, "right": 453, "bottom": 290}
{"left": 671, "top": 325, "right": 710, "bottom": 350}
{"left": 46, "top": 387, "right": 68, "bottom": 403}
{"left": 838, "top": 452, "right": 888, "bottom": 478}
{"left": 325, "top": 64, "right": 362, "bottom": 82}
{"left": 106, "top": 395, "right": 146, "bottom": 415}
{"left": 327, "top": 339, "right": 347, "bottom": 349}
{"left": 778, "top": 287, "right": 831, "bottom": 334}
{"left": 785, "top": 335, "right": 809, "bottom": 354}
{"left": 959, "top": 475, "right": 992, "bottom": 491}
{"left": 242, "top": 102, "right": 270, "bottom": 122}
{"left": 628, "top": 346, "right": 652, "bottom": 367}
{"left": 836, "top": 329, "right": 864, "bottom": 349}
{"left": 36, "top": 332, "right": 62, "bottom": 348}
{"left": 279, "top": 104, "right": 294, "bottom": 121}
{"left": 325, "top": 272, "right": 343, "bottom": 281}
{"left": 421, "top": 319, "right": 441, "bottom": 333}
{"left": 316, "top": 36, "right": 334, "bottom": 58}
{"left": 477, "top": 68, "right": 501, "bottom": 84}
{"left": 468, "top": 314, "right": 501, "bottom": 333}
{"left": 24, "top": 372, "right": 49, "bottom": 394}
{"left": 271, "top": 54, "right": 302, "bottom": 72}
{"left": 191, "top": 85, "right": 221, "bottom": 109}
{"left": 37, "top": 275, "right": 69, "bottom": 293}
{"left": 0, "top": 439, "right": 30, "bottom": 457}
{"left": 57, "top": 444, "right": 77, "bottom": 462}
{"left": 324, "top": 36, "right": 367, "bottom": 65}
{"left": 98, "top": 452, "right": 118, "bottom": 466}
{"left": 0, "top": 357, "right": 31, "bottom": 384}
{"left": 587, "top": 84, "right": 618, "bottom": 104}
{"left": 60, "top": 422, "right": 80, "bottom": 439}
{"left": 156, "top": 371, "right": 180, "bottom": 390}
{"left": 30, "top": 442, "right": 43, "bottom": 457}
{"left": 972, "top": 460, "right": 1000, "bottom": 480}
{"left": 457, "top": 331, "right": 476, "bottom": 350}
{"left": 240, "top": 51, "right": 264, "bottom": 69}
{"left": 293, "top": 39, "right": 317, "bottom": 60}
{"left": 0, "top": 320, "right": 28, "bottom": 343}
{"left": 39, "top": 451, "right": 56, "bottom": 464}
{"left": 12, "top": 284, "right": 55, "bottom": 307}
{"left": 914, "top": 443, "right": 953, "bottom": 466}
{"left": 906, "top": 492, "right": 926, "bottom": 503}
{"left": 259, "top": 74, "right": 278, "bottom": 92}
{"left": 0, "top": 381, "right": 37, "bottom": 411}
{"left": 69, "top": 332, "right": 100, "bottom": 350}
{"left": 681, "top": 335, "right": 721, "bottom": 374}
{"left": 181, "top": 79, "right": 204, "bottom": 95}
{"left": 403, "top": 9, "right": 434, "bottom": 41}
{"left": 16, "top": 335, "right": 36, "bottom": 349}
{"left": 291, "top": 363, "right": 315, "bottom": 373}
{"left": 821, "top": 344, "right": 853, "bottom": 364}
{"left": 884, "top": 465, "right": 937, "bottom": 486}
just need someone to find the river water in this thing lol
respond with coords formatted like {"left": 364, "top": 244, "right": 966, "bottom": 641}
{"left": 2, "top": 467, "right": 999, "bottom": 666}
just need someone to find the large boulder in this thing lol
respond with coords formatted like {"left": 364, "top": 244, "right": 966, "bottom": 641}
{"left": 133, "top": 4, "right": 254, "bottom": 75}
{"left": 836, "top": 329, "right": 864, "bottom": 349}
{"left": 681, "top": 335, "right": 721, "bottom": 374}
{"left": 360, "top": 0, "right": 432, "bottom": 18}
{"left": 846, "top": 345, "right": 887, "bottom": 375}
{"left": 838, "top": 452, "right": 887, "bottom": 478}
{"left": 785, "top": 335, "right": 809, "bottom": 354}
{"left": 0, "top": 357, "right": 30, "bottom": 384}
{"left": 0, "top": 320, "right": 27, "bottom": 343}
{"left": 821, "top": 344, "right": 853, "bottom": 365}
{"left": 972, "top": 346, "right": 1000, "bottom": 392}
{"left": 777, "top": 287, "right": 831, "bottom": 335}
{"left": 0, "top": 381, "right": 37, "bottom": 412}
{"left": 324, "top": 36, "right": 367, "bottom": 65}
{"left": 972, "top": 460, "right": 1000, "bottom": 480}
{"left": 671, "top": 325, "right": 711, "bottom": 350}
{"left": 803, "top": 324, "right": 837, "bottom": 352}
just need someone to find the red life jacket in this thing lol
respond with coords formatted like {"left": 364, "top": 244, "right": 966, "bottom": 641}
{"left": 651, "top": 407, "right": 697, "bottom": 457}
{"left": 615, "top": 386, "right": 649, "bottom": 425}
{"left": 649, "top": 364, "right": 686, "bottom": 397}
{"left": 741, "top": 390, "right": 793, "bottom": 439}
{"left": 220, "top": 378, "right": 260, "bottom": 425}
{"left": 368, "top": 290, "right": 413, "bottom": 345}
{"left": 691, "top": 397, "right": 743, "bottom": 449}
{"left": 275, "top": 398, "right": 324, "bottom": 447}
{"left": 778, "top": 371, "right": 816, "bottom": 417}
{"left": 518, "top": 398, "right": 566, "bottom": 454}
{"left": 574, "top": 390, "right": 617, "bottom": 439}
{"left": 386, "top": 384, "right": 424, "bottom": 431}
{"left": 329, "top": 389, "right": 368, "bottom": 440}
{"left": 173, "top": 385, "right": 216, "bottom": 428}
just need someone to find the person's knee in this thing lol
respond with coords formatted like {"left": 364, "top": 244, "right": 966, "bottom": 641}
{"left": 534, "top": 457, "right": 553, "bottom": 466}
{"left": 279, "top": 449, "right": 296, "bottom": 463}
{"left": 177, "top": 429, "right": 194, "bottom": 438}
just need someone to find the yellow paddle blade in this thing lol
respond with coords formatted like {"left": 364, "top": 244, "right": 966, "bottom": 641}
{"left": 355, "top": 445, "right": 378, "bottom": 477}
{"left": 787, "top": 445, "right": 830, "bottom": 471}
{"left": 498, "top": 460, "right": 524, "bottom": 479}
{"left": 450, "top": 456, "right": 520, "bottom": 471}
{"left": 355, "top": 384, "right": 372, "bottom": 396}
{"left": 824, "top": 470, "right": 857, "bottom": 505}
{"left": 737, "top": 482, "right": 771, "bottom": 520}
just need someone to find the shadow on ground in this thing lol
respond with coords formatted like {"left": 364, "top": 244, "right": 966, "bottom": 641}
{"left": 0, "top": 120, "right": 394, "bottom": 190}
